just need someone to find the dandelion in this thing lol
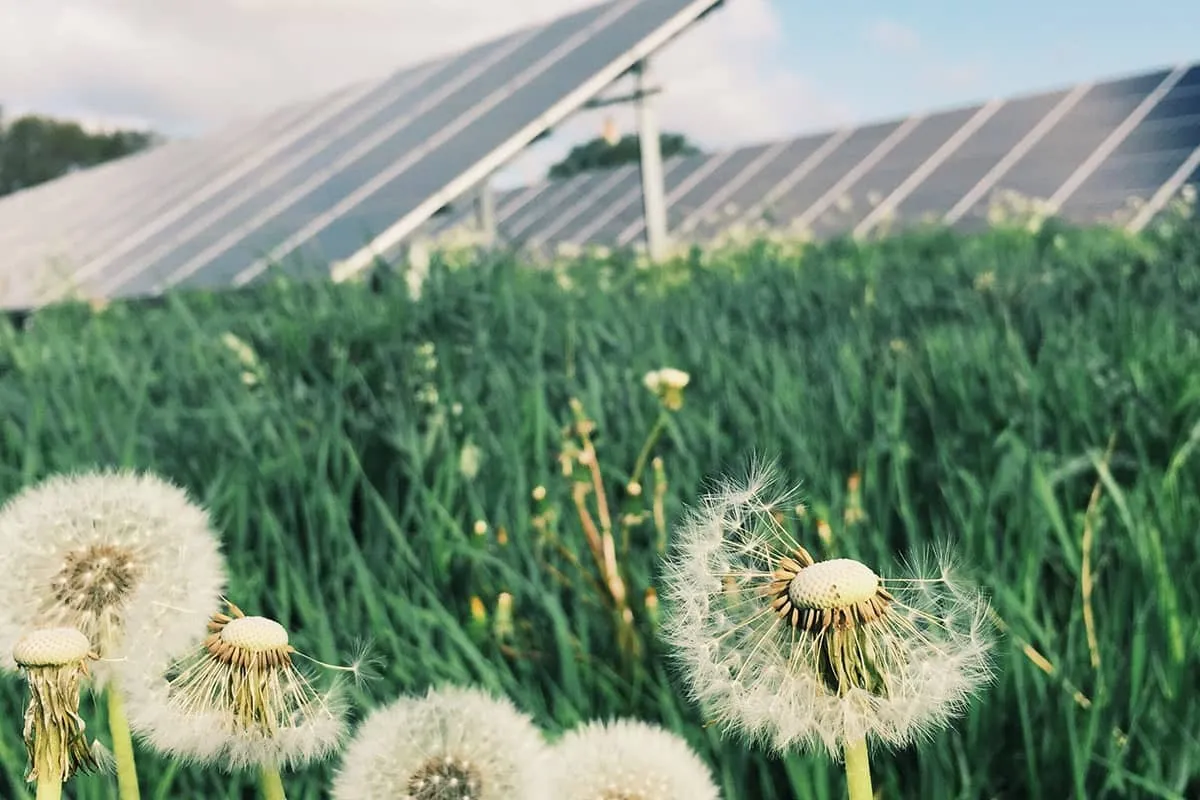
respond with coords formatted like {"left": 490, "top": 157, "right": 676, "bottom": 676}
{"left": 660, "top": 464, "right": 994, "bottom": 799}
{"left": 547, "top": 718, "right": 719, "bottom": 800}
{"left": 0, "top": 469, "right": 227, "bottom": 800}
{"left": 643, "top": 368, "right": 690, "bottom": 411}
{"left": 460, "top": 442, "right": 483, "bottom": 480}
{"left": 331, "top": 685, "right": 549, "bottom": 800}
{"left": 13, "top": 626, "right": 110, "bottom": 800}
{"left": 125, "top": 601, "right": 353, "bottom": 799}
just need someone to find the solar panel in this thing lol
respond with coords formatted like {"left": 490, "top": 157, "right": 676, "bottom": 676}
{"left": 952, "top": 68, "right": 1181, "bottom": 225}
{"left": 563, "top": 155, "right": 694, "bottom": 246}
{"left": 754, "top": 121, "right": 904, "bottom": 232}
{"left": 0, "top": 86, "right": 353, "bottom": 285}
{"left": 0, "top": 0, "right": 725, "bottom": 309}
{"left": 507, "top": 171, "right": 606, "bottom": 243}
{"left": 890, "top": 88, "right": 1072, "bottom": 225}
{"left": 430, "top": 61, "right": 1200, "bottom": 252}
{"left": 531, "top": 164, "right": 640, "bottom": 247}
{"left": 619, "top": 149, "right": 732, "bottom": 246}
{"left": 826, "top": 105, "right": 990, "bottom": 237}
{"left": 659, "top": 143, "right": 772, "bottom": 234}
{"left": 1059, "top": 64, "right": 1200, "bottom": 224}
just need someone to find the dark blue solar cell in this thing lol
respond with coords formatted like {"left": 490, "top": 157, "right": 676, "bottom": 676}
{"left": 682, "top": 133, "right": 833, "bottom": 240}
{"left": 1108, "top": 117, "right": 1200, "bottom": 158}
{"left": 809, "top": 106, "right": 979, "bottom": 236}
{"left": 585, "top": 153, "right": 708, "bottom": 245}
{"left": 762, "top": 122, "right": 901, "bottom": 228}
{"left": 1142, "top": 84, "right": 1200, "bottom": 123}
{"left": 505, "top": 173, "right": 604, "bottom": 243}
{"left": 1086, "top": 70, "right": 1172, "bottom": 102}
{"left": 526, "top": 164, "right": 639, "bottom": 244}
{"left": 1174, "top": 64, "right": 1200, "bottom": 89}
{"left": 894, "top": 91, "right": 1068, "bottom": 221}
{"left": 965, "top": 73, "right": 1168, "bottom": 210}
{"left": 665, "top": 144, "right": 770, "bottom": 230}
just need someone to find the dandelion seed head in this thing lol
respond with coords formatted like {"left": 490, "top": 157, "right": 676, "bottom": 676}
{"left": 786, "top": 559, "right": 880, "bottom": 610}
{"left": 660, "top": 463, "right": 995, "bottom": 759}
{"left": 13, "top": 627, "right": 93, "bottom": 667}
{"left": 0, "top": 469, "right": 227, "bottom": 688}
{"left": 218, "top": 616, "right": 288, "bottom": 652}
{"left": 331, "top": 685, "right": 550, "bottom": 800}
{"left": 125, "top": 602, "right": 347, "bottom": 772}
{"left": 547, "top": 718, "right": 719, "bottom": 800}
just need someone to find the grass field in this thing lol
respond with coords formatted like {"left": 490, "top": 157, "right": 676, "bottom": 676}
{"left": 0, "top": 214, "right": 1198, "bottom": 799}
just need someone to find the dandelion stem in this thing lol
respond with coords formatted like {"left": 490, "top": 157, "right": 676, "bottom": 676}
{"left": 260, "top": 766, "right": 287, "bottom": 800}
{"left": 35, "top": 776, "right": 62, "bottom": 800}
{"left": 629, "top": 411, "right": 668, "bottom": 489}
{"left": 107, "top": 689, "right": 141, "bottom": 800}
{"left": 843, "top": 736, "right": 873, "bottom": 800}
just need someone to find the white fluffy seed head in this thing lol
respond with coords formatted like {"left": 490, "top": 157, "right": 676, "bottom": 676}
{"left": 787, "top": 559, "right": 880, "bottom": 610}
{"left": 0, "top": 469, "right": 228, "bottom": 688}
{"left": 124, "top": 604, "right": 347, "bottom": 772}
{"left": 13, "top": 627, "right": 91, "bottom": 667}
{"left": 220, "top": 617, "right": 288, "bottom": 651}
{"left": 547, "top": 718, "right": 720, "bottom": 800}
{"left": 331, "top": 685, "right": 551, "bottom": 800}
{"left": 659, "top": 462, "right": 996, "bottom": 759}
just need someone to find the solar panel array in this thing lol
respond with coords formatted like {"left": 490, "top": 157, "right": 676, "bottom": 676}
{"left": 0, "top": 0, "right": 725, "bottom": 310}
{"left": 419, "top": 62, "right": 1200, "bottom": 254}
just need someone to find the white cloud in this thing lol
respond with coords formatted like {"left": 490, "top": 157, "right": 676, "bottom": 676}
{"left": 864, "top": 19, "right": 922, "bottom": 55}
{"left": 0, "top": 0, "right": 846, "bottom": 188}
{"left": 498, "top": 0, "right": 852, "bottom": 186}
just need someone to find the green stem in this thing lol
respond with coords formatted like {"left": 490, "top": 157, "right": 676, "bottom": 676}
{"left": 107, "top": 689, "right": 141, "bottom": 800}
{"left": 260, "top": 766, "right": 287, "bottom": 800}
{"left": 629, "top": 412, "right": 668, "bottom": 488}
{"left": 34, "top": 776, "right": 62, "bottom": 800}
{"left": 844, "top": 736, "right": 873, "bottom": 800}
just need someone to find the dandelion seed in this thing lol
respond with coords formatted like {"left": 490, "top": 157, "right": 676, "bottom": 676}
{"left": 660, "top": 463, "right": 995, "bottom": 764}
{"left": 331, "top": 685, "right": 549, "bottom": 800}
{"left": 13, "top": 627, "right": 110, "bottom": 789}
{"left": 0, "top": 469, "right": 227, "bottom": 689}
{"left": 547, "top": 718, "right": 719, "bottom": 800}
{"left": 124, "top": 601, "right": 349, "bottom": 774}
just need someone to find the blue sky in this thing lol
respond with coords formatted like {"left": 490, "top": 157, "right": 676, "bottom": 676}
{"left": 774, "top": 1, "right": 1200, "bottom": 130}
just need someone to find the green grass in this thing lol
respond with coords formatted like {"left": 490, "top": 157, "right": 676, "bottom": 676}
{"left": 1, "top": 216, "right": 1199, "bottom": 799}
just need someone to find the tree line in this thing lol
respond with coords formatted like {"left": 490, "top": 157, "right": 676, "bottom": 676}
{"left": 0, "top": 108, "right": 158, "bottom": 198}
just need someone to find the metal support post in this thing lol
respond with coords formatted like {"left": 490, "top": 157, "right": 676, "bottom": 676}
{"left": 473, "top": 177, "right": 496, "bottom": 246}
{"left": 635, "top": 60, "right": 669, "bottom": 260}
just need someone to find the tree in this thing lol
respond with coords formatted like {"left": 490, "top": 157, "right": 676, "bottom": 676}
{"left": 548, "top": 132, "right": 701, "bottom": 180}
{"left": 0, "top": 108, "right": 159, "bottom": 197}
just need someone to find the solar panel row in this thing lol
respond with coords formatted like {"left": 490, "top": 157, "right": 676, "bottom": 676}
{"left": 421, "top": 62, "right": 1200, "bottom": 255}
{"left": 0, "top": 0, "right": 725, "bottom": 310}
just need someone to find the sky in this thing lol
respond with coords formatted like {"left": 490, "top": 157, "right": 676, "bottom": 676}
{"left": 1, "top": 0, "right": 1198, "bottom": 188}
